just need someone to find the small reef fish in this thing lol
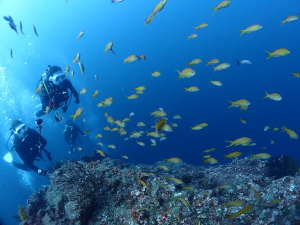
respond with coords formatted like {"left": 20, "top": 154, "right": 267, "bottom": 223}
{"left": 225, "top": 137, "right": 252, "bottom": 147}
{"left": 20, "top": 21, "right": 25, "bottom": 35}
{"left": 134, "top": 86, "right": 146, "bottom": 92}
{"left": 3, "top": 16, "right": 18, "bottom": 35}
{"left": 103, "top": 97, "right": 113, "bottom": 106}
{"left": 70, "top": 107, "right": 83, "bottom": 121}
{"left": 229, "top": 204, "right": 254, "bottom": 219}
{"left": 84, "top": 130, "right": 89, "bottom": 135}
{"left": 97, "top": 142, "right": 103, "bottom": 146}
{"left": 164, "top": 158, "right": 182, "bottom": 163}
{"left": 80, "top": 88, "right": 87, "bottom": 94}
{"left": 158, "top": 165, "right": 169, "bottom": 170}
{"left": 124, "top": 55, "right": 145, "bottom": 63}
{"left": 146, "top": 131, "right": 160, "bottom": 138}
{"left": 191, "top": 123, "right": 208, "bottom": 130}
{"left": 127, "top": 94, "right": 139, "bottom": 100}
{"left": 211, "top": 0, "right": 232, "bottom": 15}
{"left": 194, "top": 23, "right": 208, "bottom": 30}
{"left": 122, "top": 155, "right": 128, "bottom": 159}
{"left": 263, "top": 92, "right": 282, "bottom": 101}
{"left": 264, "top": 125, "right": 270, "bottom": 131}
{"left": 280, "top": 15, "right": 298, "bottom": 25}
{"left": 112, "top": 0, "right": 124, "bottom": 2}
{"left": 265, "top": 199, "right": 280, "bottom": 206}
{"left": 107, "top": 116, "right": 114, "bottom": 124}
{"left": 95, "top": 134, "right": 102, "bottom": 138}
{"left": 173, "top": 115, "right": 182, "bottom": 119}
{"left": 129, "top": 112, "right": 134, "bottom": 117}
{"left": 130, "top": 132, "right": 142, "bottom": 138}
{"left": 166, "top": 177, "right": 184, "bottom": 184}
{"left": 71, "top": 70, "right": 75, "bottom": 78}
{"left": 95, "top": 74, "right": 98, "bottom": 81}
{"left": 292, "top": 72, "right": 300, "bottom": 78}
{"left": 136, "top": 176, "right": 151, "bottom": 195}
{"left": 223, "top": 152, "right": 242, "bottom": 160}
{"left": 216, "top": 185, "right": 232, "bottom": 189}
{"left": 252, "top": 188, "right": 261, "bottom": 202}
{"left": 236, "top": 60, "right": 252, "bottom": 65}
{"left": 104, "top": 41, "right": 115, "bottom": 57}
{"left": 206, "top": 59, "right": 219, "bottom": 66}
{"left": 91, "top": 90, "right": 99, "bottom": 99}
{"left": 213, "top": 63, "right": 230, "bottom": 73}
{"left": 228, "top": 99, "right": 251, "bottom": 108}
{"left": 239, "top": 24, "right": 262, "bottom": 37}
{"left": 203, "top": 148, "right": 215, "bottom": 153}
{"left": 73, "top": 52, "right": 80, "bottom": 63}
{"left": 78, "top": 62, "right": 85, "bottom": 82}
{"left": 33, "top": 25, "right": 39, "bottom": 37}
{"left": 78, "top": 147, "right": 82, "bottom": 151}
{"left": 156, "top": 118, "right": 166, "bottom": 132}
{"left": 186, "top": 59, "right": 202, "bottom": 66}
{"left": 272, "top": 127, "right": 278, "bottom": 132}
{"left": 151, "top": 71, "right": 161, "bottom": 77}
{"left": 175, "top": 197, "right": 189, "bottom": 207}
{"left": 137, "top": 122, "right": 146, "bottom": 127}
{"left": 266, "top": 48, "right": 290, "bottom": 59}
{"left": 108, "top": 144, "right": 116, "bottom": 149}
{"left": 44, "top": 106, "right": 50, "bottom": 114}
{"left": 35, "top": 83, "right": 43, "bottom": 94}
{"left": 240, "top": 118, "right": 246, "bottom": 124}
{"left": 221, "top": 201, "right": 245, "bottom": 208}
{"left": 203, "top": 158, "right": 218, "bottom": 165}
{"left": 175, "top": 68, "right": 196, "bottom": 80}
{"left": 281, "top": 125, "right": 298, "bottom": 139}
{"left": 188, "top": 34, "right": 197, "bottom": 39}
{"left": 251, "top": 153, "right": 271, "bottom": 159}
{"left": 203, "top": 155, "right": 211, "bottom": 159}
{"left": 10, "top": 49, "right": 13, "bottom": 58}
{"left": 77, "top": 31, "right": 84, "bottom": 42}
{"left": 209, "top": 80, "right": 222, "bottom": 86}
{"left": 152, "top": 0, "right": 167, "bottom": 17}
{"left": 65, "top": 65, "right": 70, "bottom": 77}
{"left": 96, "top": 149, "right": 106, "bottom": 157}
{"left": 137, "top": 141, "right": 145, "bottom": 146}
{"left": 184, "top": 86, "right": 199, "bottom": 92}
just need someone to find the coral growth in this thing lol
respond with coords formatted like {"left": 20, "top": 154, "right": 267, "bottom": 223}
{"left": 20, "top": 156, "right": 300, "bottom": 225}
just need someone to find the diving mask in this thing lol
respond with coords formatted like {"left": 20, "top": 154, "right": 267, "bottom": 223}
{"left": 14, "top": 124, "right": 27, "bottom": 138}
{"left": 50, "top": 72, "right": 66, "bottom": 85}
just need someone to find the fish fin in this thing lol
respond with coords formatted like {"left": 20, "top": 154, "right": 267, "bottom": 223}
{"left": 105, "top": 52, "right": 107, "bottom": 58}
{"left": 265, "top": 50, "right": 272, "bottom": 59}
{"left": 223, "top": 155, "right": 228, "bottom": 161}
{"left": 70, "top": 115, "right": 75, "bottom": 121}
{"left": 211, "top": 8, "right": 217, "bottom": 15}
{"left": 236, "top": 60, "right": 240, "bottom": 65}
{"left": 279, "top": 21, "right": 284, "bottom": 25}
{"left": 239, "top": 30, "right": 244, "bottom": 37}
{"left": 263, "top": 91, "right": 269, "bottom": 99}
{"left": 225, "top": 140, "right": 233, "bottom": 147}
{"left": 227, "top": 100, "right": 233, "bottom": 108}
{"left": 111, "top": 49, "right": 115, "bottom": 54}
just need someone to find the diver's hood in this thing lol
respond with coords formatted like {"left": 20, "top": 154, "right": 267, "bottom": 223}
{"left": 49, "top": 71, "right": 66, "bottom": 86}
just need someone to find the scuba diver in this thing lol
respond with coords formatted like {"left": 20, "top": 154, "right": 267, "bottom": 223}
{"left": 64, "top": 120, "right": 85, "bottom": 154}
{"left": 35, "top": 65, "right": 80, "bottom": 121}
{"left": 6, "top": 120, "right": 52, "bottom": 176}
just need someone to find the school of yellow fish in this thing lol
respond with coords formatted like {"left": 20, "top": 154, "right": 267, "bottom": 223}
{"left": 61, "top": 0, "right": 300, "bottom": 172}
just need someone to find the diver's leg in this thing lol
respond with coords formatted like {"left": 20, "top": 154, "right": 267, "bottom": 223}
{"left": 12, "top": 162, "right": 30, "bottom": 171}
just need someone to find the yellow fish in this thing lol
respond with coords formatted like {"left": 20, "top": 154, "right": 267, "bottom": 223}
{"left": 211, "top": 0, "right": 232, "bottom": 15}
{"left": 239, "top": 24, "right": 263, "bottom": 37}
{"left": 80, "top": 88, "right": 87, "bottom": 94}
{"left": 265, "top": 199, "right": 280, "bottom": 206}
{"left": 77, "top": 31, "right": 84, "bottom": 42}
{"left": 173, "top": 115, "right": 182, "bottom": 119}
{"left": 146, "top": 131, "right": 160, "bottom": 138}
{"left": 95, "top": 74, "right": 98, "bottom": 81}
{"left": 96, "top": 149, "right": 106, "bottom": 157}
{"left": 78, "top": 62, "right": 85, "bottom": 82}
{"left": 209, "top": 80, "right": 222, "bottom": 86}
{"left": 175, "top": 68, "right": 196, "bottom": 80}
{"left": 292, "top": 72, "right": 300, "bottom": 78}
{"left": 97, "top": 142, "right": 103, "bottom": 146}
{"left": 266, "top": 48, "right": 290, "bottom": 59}
{"left": 206, "top": 59, "right": 219, "bottom": 66}
{"left": 264, "top": 125, "right": 270, "bottom": 131}
{"left": 107, "top": 116, "right": 114, "bottom": 124}
{"left": 108, "top": 144, "right": 116, "bottom": 149}
{"left": 137, "top": 122, "right": 146, "bottom": 127}
{"left": 164, "top": 158, "right": 182, "bottom": 163}
{"left": 280, "top": 15, "right": 298, "bottom": 25}
{"left": 97, "top": 102, "right": 104, "bottom": 107}
{"left": 151, "top": 71, "right": 161, "bottom": 77}
{"left": 239, "top": 105, "right": 248, "bottom": 110}
{"left": 78, "top": 147, "right": 82, "bottom": 151}
{"left": 203, "top": 155, "right": 211, "bottom": 159}
{"left": 130, "top": 132, "right": 142, "bottom": 138}
{"left": 134, "top": 86, "right": 146, "bottom": 92}
{"left": 184, "top": 86, "right": 199, "bottom": 92}
{"left": 152, "top": 0, "right": 167, "bottom": 16}
{"left": 84, "top": 130, "right": 89, "bottom": 135}
{"left": 203, "top": 157, "right": 218, "bottom": 164}
{"left": 70, "top": 70, "right": 75, "bottom": 78}
{"left": 191, "top": 123, "right": 208, "bottom": 130}
{"left": 221, "top": 201, "right": 245, "bottom": 208}
{"left": 136, "top": 176, "right": 151, "bottom": 195}
{"left": 73, "top": 52, "right": 80, "bottom": 63}
{"left": 212, "top": 63, "right": 230, "bottom": 73}
{"left": 91, "top": 90, "right": 99, "bottom": 99}
{"left": 95, "top": 134, "right": 102, "bottom": 138}
{"left": 194, "top": 23, "right": 208, "bottom": 30}
{"left": 124, "top": 55, "right": 139, "bottom": 63}
{"left": 122, "top": 155, "right": 128, "bottom": 159}
{"left": 65, "top": 65, "right": 70, "bottom": 77}
{"left": 104, "top": 41, "right": 115, "bottom": 57}
{"left": 137, "top": 141, "right": 145, "bottom": 146}
{"left": 227, "top": 99, "right": 250, "bottom": 108}
{"left": 156, "top": 118, "right": 166, "bottom": 132}
{"left": 281, "top": 125, "right": 298, "bottom": 139}
{"left": 240, "top": 118, "right": 246, "bottom": 124}
{"left": 44, "top": 106, "right": 50, "bottom": 114}
{"left": 35, "top": 82, "right": 43, "bottom": 94}
{"left": 263, "top": 92, "right": 282, "bottom": 101}
{"left": 188, "top": 34, "right": 197, "bottom": 39}
{"left": 272, "top": 127, "right": 278, "bottom": 132}
{"left": 225, "top": 137, "right": 252, "bottom": 147}
{"left": 175, "top": 197, "right": 189, "bottom": 207}
{"left": 83, "top": 118, "right": 86, "bottom": 123}
{"left": 127, "top": 94, "right": 139, "bottom": 100}
{"left": 158, "top": 165, "right": 169, "bottom": 170}
{"left": 167, "top": 177, "right": 184, "bottom": 184}
{"left": 70, "top": 107, "right": 83, "bottom": 121}
{"left": 144, "top": 14, "right": 154, "bottom": 25}
{"left": 223, "top": 152, "right": 242, "bottom": 160}
{"left": 186, "top": 59, "right": 202, "bottom": 66}
{"left": 229, "top": 204, "right": 254, "bottom": 219}
{"left": 203, "top": 148, "right": 215, "bottom": 153}
{"left": 103, "top": 97, "right": 113, "bottom": 106}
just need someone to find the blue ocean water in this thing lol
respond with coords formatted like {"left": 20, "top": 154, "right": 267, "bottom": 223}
{"left": 0, "top": 0, "right": 299, "bottom": 224}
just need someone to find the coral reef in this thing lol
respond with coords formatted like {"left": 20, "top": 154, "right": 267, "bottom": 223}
{"left": 20, "top": 156, "right": 300, "bottom": 225}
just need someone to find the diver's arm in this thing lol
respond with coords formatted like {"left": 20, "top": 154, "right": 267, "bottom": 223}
{"left": 66, "top": 80, "right": 79, "bottom": 103}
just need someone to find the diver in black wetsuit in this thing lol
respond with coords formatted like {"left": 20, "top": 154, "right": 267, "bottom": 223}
{"left": 64, "top": 120, "right": 85, "bottom": 154}
{"left": 35, "top": 65, "right": 80, "bottom": 119}
{"left": 9, "top": 120, "right": 52, "bottom": 176}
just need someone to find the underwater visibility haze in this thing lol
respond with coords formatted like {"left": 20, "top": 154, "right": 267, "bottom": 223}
{"left": 0, "top": 0, "right": 300, "bottom": 224}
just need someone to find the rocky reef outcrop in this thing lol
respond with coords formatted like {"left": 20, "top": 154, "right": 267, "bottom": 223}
{"left": 20, "top": 156, "right": 300, "bottom": 225}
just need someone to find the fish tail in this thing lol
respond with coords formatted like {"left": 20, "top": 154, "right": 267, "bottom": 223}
{"left": 250, "top": 154, "right": 256, "bottom": 159}
{"left": 281, "top": 125, "right": 287, "bottom": 132}
{"left": 263, "top": 91, "right": 269, "bottom": 99}
{"left": 239, "top": 30, "right": 244, "bottom": 37}
{"left": 225, "top": 140, "right": 233, "bottom": 147}
{"left": 227, "top": 100, "right": 233, "bottom": 108}
{"left": 70, "top": 115, "right": 75, "bottom": 121}
{"left": 111, "top": 49, "right": 115, "bottom": 54}
{"left": 236, "top": 60, "right": 240, "bottom": 65}
{"left": 223, "top": 155, "right": 228, "bottom": 161}
{"left": 123, "top": 59, "right": 126, "bottom": 63}
{"left": 205, "top": 62, "right": 210, "bottom": 66}
{"left": 211, "top": 8, "right": 217, "bottom": 15}
{"left": 265, "top": 50, "right": 272, "bottom": 59}
{"left": 279, "top": 21, "right": 284, "bottom": 25}
{"left": 185, "top": 62, "right": 190, "bottom": 66}
{"left": 212, "top": 67, "right": 216, "bottom": 73}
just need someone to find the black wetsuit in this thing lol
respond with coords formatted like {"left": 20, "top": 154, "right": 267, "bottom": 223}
{"left": 36, "top": 79, "right": 79, "bottom": 117}
{"left": 64, "top": 124, "right": 84, "bottom": 151}
{"left": 12, "top": 128, "right": 47, "bottom": 173}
